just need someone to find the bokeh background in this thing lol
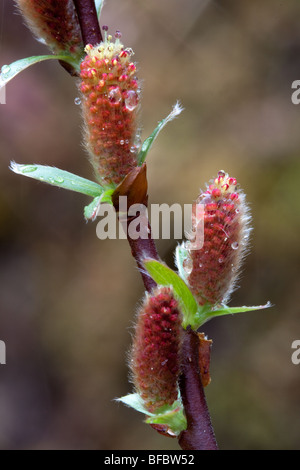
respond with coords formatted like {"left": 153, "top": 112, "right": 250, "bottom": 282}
{"left": 0, "top": 0, "right": 300, "bottom": 450}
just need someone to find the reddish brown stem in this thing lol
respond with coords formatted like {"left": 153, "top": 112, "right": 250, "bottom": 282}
{"left": 178, "top": 328, "right": 218, "bottom": 450}
{"left": 125, "top": 218, "right": 159, "bottom": 292}
{"left": 73, "top": 0, "right": 102, "bottom": 46}
{"left": 71, "top": 2, "right": 218, "bottom": 450}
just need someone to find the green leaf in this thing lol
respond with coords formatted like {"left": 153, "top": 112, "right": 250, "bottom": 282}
{"left": 145, "top": 401, "right": 187, "bottom": 437}
{"left": 197, "top": 301, "right": 272, "bottom": 326}
{"left": 116, "top": 393, "right": 154, "bottom": 416}
{"left": 10, "top": 162, "right": 103, "bottom": 198}
{"left": 84, "top": 196, "right": 102, "bottom": 221}
{"left": 116, "top": 394, "right": 187, "bottom": 437}
{"left": 84, "top": 189, "right": 114, "bottom": 220}
{"left": 175, "top": 243, "right": 190, "bottom": 285}
{"left": 0, "top": 54, "right": 79, "bottom": 88}
{"left": 137, "top": 102, "right": 183, "bottom": 166}
{"left": 95, "top": 0, "right": 105, "bottom": 18}
{"left": 143, "top": 259, "right": 198, "bottom": 329}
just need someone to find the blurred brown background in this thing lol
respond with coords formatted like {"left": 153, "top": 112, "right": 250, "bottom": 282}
{"left": 0, "top": 0, "right": 300, "bottom": 450}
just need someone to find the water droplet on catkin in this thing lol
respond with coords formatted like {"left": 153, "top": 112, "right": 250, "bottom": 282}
{"left": 231, "top": 242, "right": 239, "bottom": 250}
{"left": 108, "top": 86, "right": 122, "bottom": 104}
{"left": 74, "top": 97, "right": 81, "bottom": 105}
{"left": 124, "top": 90, "right": 138, "bottom": 111}
{"left": 183, "top": 257, "right": 193, "bottom": 275}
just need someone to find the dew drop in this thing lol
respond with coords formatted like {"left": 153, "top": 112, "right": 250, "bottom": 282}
{"left": 74, "top": 97, "right": 81, "bottom": 105}
{"left": 22, "top": 165, "right": 37, "bottom": 173}
{"left": 218, "top": 170, "right": 225, "bottom": 178}
{"left": 108, "top": 86, "right": 122, "bottom": 104}
{"left": 130, "top": 146, "right": 136, "bottom": 153}
{"left": 1, "top": 65, "right": 10, "bottom": 75}
{"left": 199, "top": 263, "right": 203, "bottom": 268}
{"left": 134, "top": 132, "right": 142, "bottom": 148}
{"left": 218, "top": 257, "right": 224, "bottom": 264}
{"left": 183, "top": 257, "right": 193, "bottom": 275}
{"left": 231, "top": 242, "right": 239, "bottom": 250}
{"left": 120, "top": 139, "right": 125, "bottom": 145}
{"left": 124, "top": 90, "right": 138, "bottom": 111}
{"left": 235, "top": 208, "right": 240, "bottom": 214}
{"left": 48, "top": 177, "right": 55, "bottom": 184}
{"left": 54, "top": 176, "right": 64, "bottom": 184}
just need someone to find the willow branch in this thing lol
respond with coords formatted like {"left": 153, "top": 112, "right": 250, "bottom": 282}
{"left": 73, "top": 0, "right": 102, "bottom": 46}
{"left": 178, "top": 328, "right": 218, "bottom": 450}
{"left": 71, "top": 4, "right": 217, "bottom": 449}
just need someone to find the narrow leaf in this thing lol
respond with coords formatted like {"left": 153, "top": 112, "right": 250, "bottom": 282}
{"left": 175, "top": 243, "right": 190, "bottom": 285}
{"left": 137, "top": 102, "right": 183, "bottom": 166}
{"left": 145, "top": 401, "right": 187, "bottom": 437}
{"left": 94, "top": 0, "right": 105, "bottom": 18}
{"left": 116, "top": 394, "right": 187, "bottom": 436}
{"left": 0, "top": 54, "right": 79, "bottom": 88}
{"left": 143, "top": 259, "right": 198, "bottom": 329}
{"left": 84, "top": 189, "right": 114, "bottom": 221}
{"left": 10, "top": 162, "right": 103, "bottom": 198}
{"left": 115, "top": 393, "right": 154, "bottom": 417}
{"left": 197, "top": 301, "right": 273, "bottom": 326}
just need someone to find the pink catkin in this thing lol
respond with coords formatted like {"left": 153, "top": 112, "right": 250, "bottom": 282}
{"left": 183, "top": 171, "right": 251, "bottom": 306}
{"left": 79, "top": 35, "right": 140, "bottom": 186}
{"left": 130, "top": 287, "right": 182, "bottom": 413}
{"left": 16, "top": 0, "right": 83, "bottom": 55}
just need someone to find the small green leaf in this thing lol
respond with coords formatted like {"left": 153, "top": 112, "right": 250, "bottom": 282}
{"left": 116, "top": 394, "right": 187, "bottom": 437}
{"left": 197, "top": 302, "right": 272, "bottom": 325}
{"left": 84, "top": 196, "right": 102, "bottom": 221}
{"left": 175, "top": 243, "right": 190, "bottom": 285}
{"left": 94, "top": 0, "right": 105, "bottom": 18}
{"left": 143, "top": 259, "right": 198, "bottom": 329}
{"left": 84, "top": 189, "right": 114, "bottom": 221}
{"left": 137, "top": 102, "right": 183, "bottom": 166}
{"left": 145, "top": 401, "right": 187, "bottom": 437}
{"left": 10, "top": 162, "right": 103, "bottom": 197}
{"left": 116, "top": 393, "right": 154, "bottom": 416}
{"left": 0, "top": 54, "right": 79, "bottom": 88}
{"left": 100, "top": 188, "right": 115, "bottom": 204}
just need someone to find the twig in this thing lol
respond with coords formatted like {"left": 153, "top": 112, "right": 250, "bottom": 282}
{"left": 72, "top": 3, "right": 218, "bottom": 450}
{"left": 73, "top": 0, "right": 102, "bottom": 46}
{"left": 178, "top": 328, "right": 218, "bottom": 450}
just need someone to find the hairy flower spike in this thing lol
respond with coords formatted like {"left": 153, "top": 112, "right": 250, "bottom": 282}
{"left": 182, "top": 171, "right": 251, "bottom": 306}
{"left": 15, "top": 0, "right": 83, "bottom": 56}
{"left": 79, "top": 32, "right": 141, "bottom": 185}
{"left": 130, "top": 287, "right": 182, "bottom": 413}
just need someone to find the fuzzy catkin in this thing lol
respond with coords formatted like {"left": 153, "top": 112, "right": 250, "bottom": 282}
{"left": 130, "top": 287, "right": 182, "bottom": 413}
{"left": 15, "top": 0, "right": 83, "bottom": 56}
{"left": 182, "top": 171, "right": 251, "bottom": 306}
{"left": 79, "top": 32, "right": 140, "bottom": 186}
